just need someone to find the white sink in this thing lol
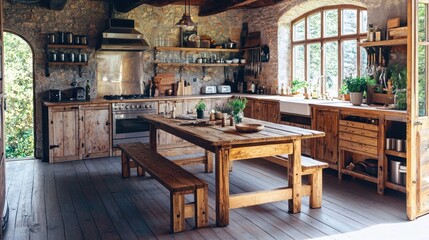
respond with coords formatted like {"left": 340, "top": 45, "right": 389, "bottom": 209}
{"left": 279, "top": 98, "right": 342, "bottom": 116}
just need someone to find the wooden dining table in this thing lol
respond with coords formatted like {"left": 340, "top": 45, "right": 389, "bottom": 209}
{"left": 140, "top": 114, "right": 325, "bottom": 227}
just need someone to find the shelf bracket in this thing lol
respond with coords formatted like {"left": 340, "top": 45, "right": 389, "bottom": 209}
{"left": 202, "top": 66, "right": 207, "bottom": 78}
{"left": 78, "top": 65, "right": 83, "bottom": 77}
{"left": 45, "top": 63, "right": 50, "bottom": 77}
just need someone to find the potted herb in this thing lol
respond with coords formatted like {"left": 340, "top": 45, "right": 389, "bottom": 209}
{"left": 291, "top": 80, "right": 308, "bottom": 95}
{"left": 344, "top": 76, "right": 367, "bottom": 106}
{"left": 339, "top": 83, "right": 350, "bottom": 101}
{"left": 195, "top": 99, "right": 206, "bottom": 119}
{"left": 227, "top": 97, "right": 248, "bottom": 123}
{"left": 215, "top": 103, "right": 232, "bottom": 119}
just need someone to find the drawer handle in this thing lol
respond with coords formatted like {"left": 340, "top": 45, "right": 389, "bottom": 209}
{"left": 50, "top": 145, "right": 60, "bottom": 149}
{"left": 71, "top": 107, "right": 79, "bottom": 110}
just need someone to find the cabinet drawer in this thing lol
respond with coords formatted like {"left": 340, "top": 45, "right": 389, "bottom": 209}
{"left": 339, "top": 120, "right": 379, "bottom": 156}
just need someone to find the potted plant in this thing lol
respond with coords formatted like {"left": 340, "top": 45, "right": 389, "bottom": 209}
{"left": 227, "top": 97, "right": 248, "bottom": 123}
{"left": 291, "top": 80, "right": 308, "bottom": 95}
{"left": 344, "top": 76, "right": 367, "bottom": 106}
{"left": 339, "top": 83, "right": 350, "bottom": 101}
{"left": 195, "top": 99, "right": 206, "bottom": 119}
{"left": 215, "top": 103, "right": 232, "bottom": 119}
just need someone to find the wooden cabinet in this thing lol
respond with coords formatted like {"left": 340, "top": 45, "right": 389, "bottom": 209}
{"left": 244, "top": 99, "right": 279, "bottom": 123}
{"left": 48, "top": 105, "right": 81, "bottom": 163}
{"left": 243, "top": 99, "right": 255, "bottom": 118}
{"left": 44, "top": 103, "right": 111, "bottom": 163}
{"left": 80, "top": 104, "right": 111, "bottom": 159}
{"left": 280, "top": 113, "right": 312, "bottom": 156}
{"left": 311, "top": 107, "right": 339, "bottom": 168}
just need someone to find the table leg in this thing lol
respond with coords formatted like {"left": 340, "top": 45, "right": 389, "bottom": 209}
{"left": 215, "top": 147, "right": 230, "bottom": 227}
{"left": 204, "top": 150, "right": 213, "bottom": 173}
{"left": 288, "top": 140, "right": 302, "bottom": 213}
{"left": 149, "top": 125, "right": 157, "bottom": 152}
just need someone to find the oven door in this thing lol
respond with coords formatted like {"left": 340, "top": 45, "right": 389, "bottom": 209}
{"left": 112, "top": 111, "right": 153, "bottom": 140}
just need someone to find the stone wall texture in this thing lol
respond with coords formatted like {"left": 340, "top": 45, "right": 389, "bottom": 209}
{"left": 3, "top": 0, "right": 407, "bottom": 158}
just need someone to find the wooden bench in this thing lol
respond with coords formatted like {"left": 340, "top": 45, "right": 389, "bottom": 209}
{"left": 264, "top": 155, "right": 328, "bottom": 208}
{"left": 118, "top": 142, "right": 208, "bottom": 233}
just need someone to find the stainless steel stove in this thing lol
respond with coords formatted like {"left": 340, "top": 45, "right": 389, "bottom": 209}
{"left": 104, "top": 94, "right": 148, "bottom": 100}
{"left": 112, "top": 101, "right": 157, "bottom": 147}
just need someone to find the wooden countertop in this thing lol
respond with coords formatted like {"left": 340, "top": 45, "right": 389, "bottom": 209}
{"left": 43, "top": 94, "right": 233, "bottom": 107}
{"left": 43, "top": 93, "right": 407, "bottom": 121}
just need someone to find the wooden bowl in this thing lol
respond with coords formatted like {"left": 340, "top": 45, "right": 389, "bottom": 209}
{"left": 235, "top": 123, "right": 264, "bottom": 133}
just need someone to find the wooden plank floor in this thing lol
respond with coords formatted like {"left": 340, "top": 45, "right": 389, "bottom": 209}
{"left": 3, "top": 157, "right": 429, "bottom": 240}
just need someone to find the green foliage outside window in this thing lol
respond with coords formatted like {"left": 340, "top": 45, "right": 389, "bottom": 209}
{"left": 4, "top": 32, "right": 34, "bottom": 158}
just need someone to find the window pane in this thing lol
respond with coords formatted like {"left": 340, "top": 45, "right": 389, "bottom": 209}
{"left": 342, "top": 40, "right": 357, "bottom": 78}
{"left": 360, "top": 10, "right": 368, "bottom": 33}
{"left": 293, "top": 19, "right": 305, "bottom": 41}
{"left": 324, "top": 41, "right": 338, "bottom": 97}
{"left": 419, "top": 3, "right": 426, "bottom": 42}
{"left": 308, "top": 13, "right": 321, "bottom": 39}
{"left": 342, "top": 9, "right": 357, "bottom": 35}
{"left": 360, "top": 39, "right": 368, "bottom": 76}
{"left": 293, "top": 45, "right": 305, "bottom": 81}
{"left": 418, "top": 45, "right": 427, "bottom": 117}
{"left": 324, "top": 10, "right": 338, "bottom": 37}
{"left": 307, "top": 43, "right": 321, "bottom": 87}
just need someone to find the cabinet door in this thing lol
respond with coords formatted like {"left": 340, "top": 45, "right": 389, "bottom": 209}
{"left": 80, "top": 105, "right": 111, "bottom": 159}
{"left": 244, "top": 99, "right": 254, "bottom": 118}
{"left": 48, "top": 106, "right": 80, "bottom": 163}
{"left": 313, "top": 108, "right": 339, "bottom": 166}
{"left": 260, "top": 101, "right": 279, "bottom": 123}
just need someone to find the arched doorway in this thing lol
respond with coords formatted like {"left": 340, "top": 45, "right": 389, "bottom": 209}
{"left": 3, "top": 32, "right": 35, "bottom": 159}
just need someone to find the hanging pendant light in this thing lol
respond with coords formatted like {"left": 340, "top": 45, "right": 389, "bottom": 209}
{"left": 175, "top": 0, "right": 197, "bottom": 30}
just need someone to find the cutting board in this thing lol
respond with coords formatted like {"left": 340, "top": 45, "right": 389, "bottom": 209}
{"left": 244, "top": 31, "right": 261, "bottom": 48}
{"left": 155, "top": 73, "right": 176, "bottom": 96}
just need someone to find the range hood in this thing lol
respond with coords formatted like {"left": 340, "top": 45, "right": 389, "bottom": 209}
{"left": 98, "top": 19, "right": 150, "bottom": 51}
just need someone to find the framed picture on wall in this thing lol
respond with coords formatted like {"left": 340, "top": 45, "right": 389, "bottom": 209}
{"left": 180, "top": 28, "right": 198, "bottom": 47}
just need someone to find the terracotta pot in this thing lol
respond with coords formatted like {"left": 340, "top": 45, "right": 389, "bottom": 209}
{"left": 343, "top": 94, "right": 350, "bottom": 101}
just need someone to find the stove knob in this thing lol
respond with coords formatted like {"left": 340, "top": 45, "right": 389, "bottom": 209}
{"left": 125, "top": 105, "right": 129, "bottom": 109}
{"left": 134, "top": 105, "right": 139, "bottom": 109}
{"left": 138, "top": 105, "right": 142, "bottom": 108}
{"left": 150, "top": 104, "right": 154, "bottom": 108}
{"left": 145, "top": 104, "right": 149, "bottom": 108}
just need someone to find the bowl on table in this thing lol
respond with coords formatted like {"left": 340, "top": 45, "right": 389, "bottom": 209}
{"left": 232, "top": 58, "right": 240, "bottom": 64}
{"left": 235, "top": 123, "right": 264, "bottom": 133}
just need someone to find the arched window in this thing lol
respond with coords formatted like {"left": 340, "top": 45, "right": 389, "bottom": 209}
{"left": 291, "top": 5, "right": 367, "bottom": 97}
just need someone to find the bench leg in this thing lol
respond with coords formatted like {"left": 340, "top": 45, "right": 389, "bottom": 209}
{"left": 195, "top": 187, "right": 208, "bottom": 228}
{"left": 205, "top": 151, "right": 213, "bottom": 173}
{"left": 137, "top": 165, "right": 145, "bottom": 177}
{"left": 171, "top": 192, "right": 185, "bottom": 233}
{"left": 309, "top": 170, "right": 323, "bottom": 208}
{"left": 121, "top": 153, "right": 131, "bottom": 178}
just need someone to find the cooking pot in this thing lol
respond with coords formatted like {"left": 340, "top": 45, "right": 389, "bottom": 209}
{"left": 223, "top": 42, "right": 237, "bottom": 49}
{"left": 363, "top": 159, "right": 378, "bottom": 176}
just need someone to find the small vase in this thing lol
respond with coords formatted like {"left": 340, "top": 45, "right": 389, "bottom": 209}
{"left": 197, "top": 109, "right": 204, "bottom": 119}
{"left": 233, "top": 111, "right": 244, "bottom": 123}
{"left": 350, "top": 92, "right": 363, "bottom": 106}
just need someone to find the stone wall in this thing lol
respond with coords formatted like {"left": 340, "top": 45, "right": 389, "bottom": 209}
{"left": 243, "top": 0, "right": 407, "bottom": 91}
{"left": 3, "top": 1, "right": 244, "bottom": 158}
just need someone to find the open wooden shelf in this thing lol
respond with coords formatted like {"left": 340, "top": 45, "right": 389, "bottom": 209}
{"left": 341, "top": 169, "right": 378, "bottom": 184}
{"left": 155, "top": 62, "right": 244, "bottom": 67}
{"left": 385, "top": 149, "right": 407, "bottom": 158}
{"left": 47, "top": 44, "right": 88, "bottom": 49}
{"left": 385, "top": 181, "right": 406, "bottom": 193}
{"left": 47, "top": 62, "right": 88, "bottom": 66}
{"left": 359, "top": 38, "right": 407, "bottom": 47}
{"left": 155, "top": 46, "right": 242, "bottom": 53}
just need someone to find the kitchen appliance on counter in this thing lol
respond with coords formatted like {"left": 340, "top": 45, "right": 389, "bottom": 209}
{"left": 217, "top": 85, "right": 231, "bottom": 94}
{"left": 201, "top": 86, "right": 217, "bottom": 94}
{"left": 72, "top": 87, "right": 86, "bottom": 101}
{"left": 112, "top": 101, "right": 157, "bottom": 147}
{"left": 48, "top": 89, "right": 61, "bottom": 102}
